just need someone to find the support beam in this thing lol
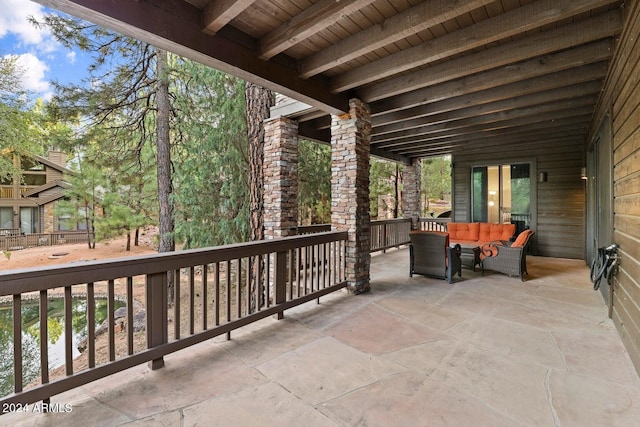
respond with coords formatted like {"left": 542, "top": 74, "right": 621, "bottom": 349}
{"left": 259, "top": 0, "right": 377, "bottom": 60}
{"left": 331, "top": 1, "right": 621, "bottom": 93}
{"left": 392, "top": 118, "right": 590, "bottom": 156}
{"left": 369, "top": 39, "right": 614, "bottom": 115}
{"left": 372, "top": 64, "right": 607, "bottom": 128}
{"left": 406, "top": 133, "right": 586, "bottom": 158}
{"left": 372, "top": 96, "right": 598, "bottom": 145}
{"left": 356, "top": 10, "right": 622, "bottom": 101}
{"left": 373, "top": 81, "right": 602, "bottom": 137}
{"left": 202, "top": 0, "right": 256, "bottom": 34}
{"left": 384, "top": 109, "right": 594, "bottom": 151}
{"left": 299, "top": 0, "right": 494, "bottom": 78}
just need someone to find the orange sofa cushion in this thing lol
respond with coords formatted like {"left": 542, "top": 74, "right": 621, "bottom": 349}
{"left": 511, "top": 229, "right": 533, "bottom": 248}
{"left": 446, "top": 222, "right": 480, "bottom": 241}
{"left": 479, "top": 223, "right": 516, "bottom": 243}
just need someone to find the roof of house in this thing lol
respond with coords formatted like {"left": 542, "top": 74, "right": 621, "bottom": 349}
{"left": 21, "top": 180, "right": 72, "bottom": 199}
{"left": 33, "top": 155, "right": 75, "bottom": 175}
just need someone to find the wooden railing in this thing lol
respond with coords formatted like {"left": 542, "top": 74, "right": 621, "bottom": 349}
{"left": 297, "top": 219, "right": 413, "bottom": 253}
{"left": 1, "top": 232, "right": 91, "bottom": 251}
{"left": 0, "top": 186, "right": 13, "bottom": 198}
{"left": 419, "top": 217, "right": 450, "bottom": 232}
{"left": 370, "top": 218, "right": 412, "bottom": 253}
{"left": 0, "top": 231, "right": 348, "bottom": 406}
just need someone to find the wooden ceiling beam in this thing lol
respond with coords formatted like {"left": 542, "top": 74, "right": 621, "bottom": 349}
{"left": 405, "top": 134, "right": 586, "bottom": 159}
{"left": 331, "top": 0, "right": 621, "bottom": 93}
{"left": 259, "top": 0, "right": 377, "bottom": 60}
{"left": 372, "top": 84, "right": 602, "bottom": 138}
{"left": 358, "top": 10, "right": 622, "bottom": 101}
{"left": 373, "top": 100, "right": 596, "bottom": 147}
{"left": 369, "top": 39, "right": 614, "bottom": 115}
{"left": 404, "top": 130, "right": 587, "bottom": 158}
{"left": 385, "top": 113, "right": 591, "bottom": 149}
{"left": 372, "top": 63, "right": 607, "bottom": 128}
{"left": 298, "top": 65, "right": 605, "bottom": 141}
{"left": 33, "top": 0, "right": 350, "bottom": 115}
{"left": 202, "top": 0, "right": 256, "bottom": 34}
{"left": 298, "top": 0, "right": 494, "bottom": 78}
{"left": 390, "top": 117, "right": 591, "bottom": 155}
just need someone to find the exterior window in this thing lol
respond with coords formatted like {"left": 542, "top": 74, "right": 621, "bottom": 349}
{"left": 23, "top": 173, "right": 46, "bottom": 186}
{"left": 472, "top": 164, "right": 531, "bottom": 234}
{"left": 1, "top": 207, "right": 13, "bottom": 229}
{"left": 21, "top": 157, "right": 45, "bottom": 171}
{"left": 20, "top": 207, "right": 39, "bottom": 234}
{"left": 58, "top": 208, "right": 89, "bottom": 231}
{"left": 58, "top": 215, "right": 74, "bottom": 231}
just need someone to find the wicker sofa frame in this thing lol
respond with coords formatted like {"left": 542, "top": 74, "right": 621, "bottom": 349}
{"left": 409, "top": 231, "right": 462, "bottom": 284}
{"left": 480, "top": 230, "right": 535, "bottom": 281}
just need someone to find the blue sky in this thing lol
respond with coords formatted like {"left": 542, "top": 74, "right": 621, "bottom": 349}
{"left": 0, "top": 0, "right": 92, "bottom": 100}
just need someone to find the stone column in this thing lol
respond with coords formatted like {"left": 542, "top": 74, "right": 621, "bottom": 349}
{"left": 263, "top": 116, "right": 298, "bottom": 239}
{"left": 331, "top": 99, "right": 371, "bottom": 294}
{"left": 403, "top": 158, "right": 422, "bottom": 229}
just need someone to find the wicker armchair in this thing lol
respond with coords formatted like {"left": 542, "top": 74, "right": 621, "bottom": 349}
{"left": 480, "top": 229, "right": 535, "bottom": 281}
{"left": 409, "top": 231, "right": 462, "bottom": 284}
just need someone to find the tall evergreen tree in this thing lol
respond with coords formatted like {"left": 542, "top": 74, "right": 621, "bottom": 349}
{"left": 0, "top": 55, "right": 42, "bottom": 177}
{"left": 32, "top": 14, "right": 174, "bottom": 256}
{"left": 172, "top": 60, "right": 249, "bottom": 247}
{"left": 298, "top": 139, "right": 331, "bottom": 224}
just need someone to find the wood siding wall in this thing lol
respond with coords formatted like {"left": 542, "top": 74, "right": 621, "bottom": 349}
{"left": 45, "top": 166, "right": 64, "bottom": 183}
{"left": 452, "top": 137, "right": 585, "bottom": 259}
{"left": 590, "top": 0, "right": 640, "bottom": 375}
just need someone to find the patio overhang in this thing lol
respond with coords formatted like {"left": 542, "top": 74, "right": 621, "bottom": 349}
{"left": 33, "top": 0, "right": 624, "bottom": 162}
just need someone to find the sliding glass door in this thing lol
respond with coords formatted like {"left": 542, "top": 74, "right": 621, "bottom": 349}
{"left": 472, "top": 163, "right": 531, "bottom": 234}
{"left": 20, "top": 207, "right": 39, "bottom": 234}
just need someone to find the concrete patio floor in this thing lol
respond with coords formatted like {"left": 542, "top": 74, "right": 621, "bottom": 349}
{"left": 4, "top": 248, "right": 640, "bottom": 426}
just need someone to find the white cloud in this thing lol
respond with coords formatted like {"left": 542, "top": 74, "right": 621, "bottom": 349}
{"left": 0, "top": 0, "right": 49, "bottom": 45}
{"left": 5, "top": 52, "right": 52, "bottom": 99}
{"left": 66, "top": 50, "right": 76, "bottom": 64}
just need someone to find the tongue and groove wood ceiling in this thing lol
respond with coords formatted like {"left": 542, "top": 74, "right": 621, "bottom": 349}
{"left": 37, "top": 0, "right": 624, "bottom": 163}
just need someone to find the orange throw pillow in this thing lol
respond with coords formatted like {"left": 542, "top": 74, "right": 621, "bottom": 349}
{"left": 511, "top": 229, "right": 533, "bottom": 248}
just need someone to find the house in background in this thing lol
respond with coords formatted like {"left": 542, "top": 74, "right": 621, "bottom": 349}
{"left": 0, "top": 150, "right": 74, "bottom": 234}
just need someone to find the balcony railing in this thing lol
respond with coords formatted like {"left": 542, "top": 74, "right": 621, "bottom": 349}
{"left": 419, "top": 217, "right": 451, "bottom": 231}
{"left": 370, "top": 218, "right": 412, "bottom": 252}
{"left": 0, "top": 186, "right": 13, "bottom": 198}
{"left": 297, "top": 219, "right": 413, "bottom": 253}
{"left": 1, "top": 232, "right": 91, "bottom": 251}
{"left": 0, "top": 231, "right": 348, "bottom": 406}
{"left": 0, "top": 185, "right": 39, "bottom": 198}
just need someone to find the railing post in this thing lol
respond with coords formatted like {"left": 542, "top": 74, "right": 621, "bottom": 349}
{"left": 146, "top": 271, "right": 168, "bottom": 370}
{"left": 274, "top": 250, "right": 287, "bottom": 319}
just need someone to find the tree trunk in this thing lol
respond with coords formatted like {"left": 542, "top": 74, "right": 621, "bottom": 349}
{"left": 126, "top": 228, "right": 131, "bottom": 251}
{"left": 245, "top": 82, "right": 273, "bottom": 311}
{"left": 156, "top": 49, "right": 176, "bottom": 300}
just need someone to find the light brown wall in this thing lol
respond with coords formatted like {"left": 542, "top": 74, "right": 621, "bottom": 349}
{"left": 591, "top": 0, "right": 640, "bottom": 375}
